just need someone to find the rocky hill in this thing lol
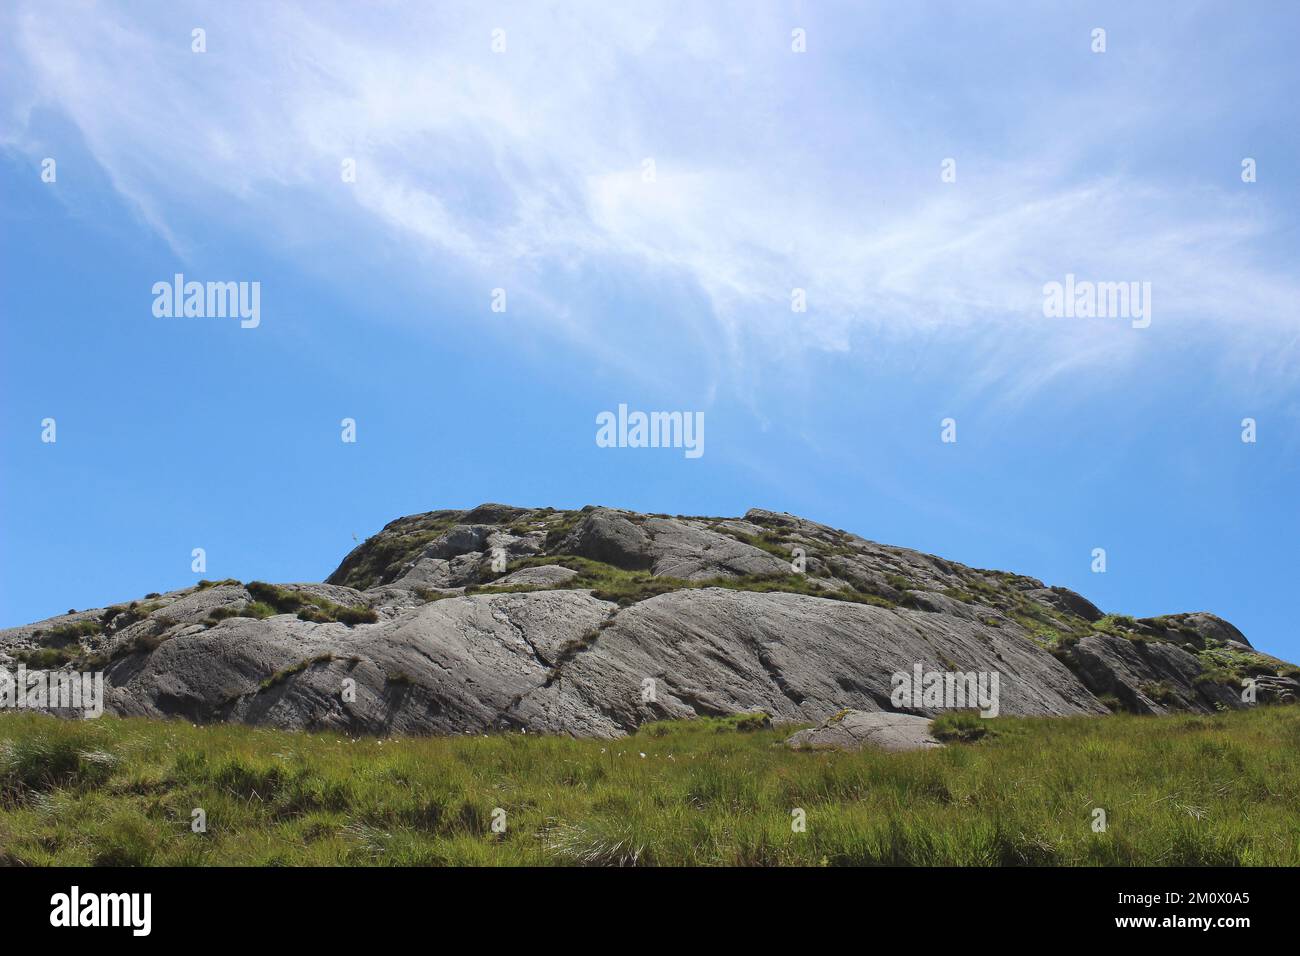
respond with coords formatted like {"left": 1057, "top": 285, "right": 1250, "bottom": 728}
{"left": 2, "top": 504, "right": 1296, "bottom": 736}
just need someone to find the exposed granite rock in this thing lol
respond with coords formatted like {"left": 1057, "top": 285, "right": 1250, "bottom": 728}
{"left": 2, "top": 503, "right": 1294, "bottom": 736}
{"left": 1163, "top": 612, "right": 1251, "bottom": 649}
{"left": 1062, "top": 634, "right": 1235, "bottom": 714}
{"left": 1026, "top": 587, "right": 1103, "bottom": 623}
{"left": 786, "top": 711, "right": 942, "bottom": 752}
{"left": 487, "top": 565, "right": 580, "bottom": 588}
{"left": 564, "top": 508, "right": 654, "bottom": 570}
{"left": 1253, "top": 675, "right": 1300, "bottom": 705}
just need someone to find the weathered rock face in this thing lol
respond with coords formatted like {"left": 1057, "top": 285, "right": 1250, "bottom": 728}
{"left": 1064, "top": 634, "right": 1232, "bottom": 714}
{"left": 2, "top": 503, "right": 1296, "bottom": 736}
{"left": 786, "top": 711, "right": 942, "bottom": 752}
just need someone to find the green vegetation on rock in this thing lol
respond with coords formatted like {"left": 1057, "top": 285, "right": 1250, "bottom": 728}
{"left": 205, "top": 583, "right": 378, "bottom": 628}
{"left": 36, "top": 620, "right": 102, "bottom": 646}
{"left": 326, "top": 512, "right": 464, "bottom": 591}
{"left": 476, "top": 554, "right": 899, "bottom": 609}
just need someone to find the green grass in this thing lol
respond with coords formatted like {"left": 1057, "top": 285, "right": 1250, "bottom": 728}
{"left": 1, "top": 706, "right": 1298, "bottom": 865}
{"left": 100, "top": 602, "right": 158, "bottom": 628}
{"left": 717, "top": 529, "right": 797, "bottom": 561}
{"left": 203, "top": 583, "right": 378, "bottom": 628}
{"left": 206, "top": 602, "right": 275, "bottom": 625}
{"left": 1092, "top": 614, "right": 1139, "bottom": 637}
{"left": 1140, "top": 681, "right": 1181, "bottom": 705}
{"left": 478, "top": 554, "right": 897, "bottom": 608}
{"left": 36, "top": 620, "right": 103, "bottom": 646}
{"left": 258, "top": 653, "right": 353, "bottom": 691}
{"left": 1195, "top": 645, "right": 1292, "bottom": 685}
{"left": 12, "top": 647, "right": 78, "bottom": 668}
{"left": 930, "top": 711, "right": 994, "bottom": 743}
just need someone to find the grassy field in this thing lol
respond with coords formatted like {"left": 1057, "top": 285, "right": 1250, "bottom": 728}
{"left": 1, "top": 707, "right": 1298, "bottom": 866}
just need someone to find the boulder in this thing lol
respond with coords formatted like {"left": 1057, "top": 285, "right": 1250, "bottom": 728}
{"left": 786, "top": 711, "right": 942, "bottom": 752}
{"left": 565, "top": 509, "right": 653, "bottom": 570}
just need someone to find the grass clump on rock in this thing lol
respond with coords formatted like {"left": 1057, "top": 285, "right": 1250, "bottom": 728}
{"left": 930, "top": 711, "right": 994, "bottom": 743}
{"left": 205, "top": 583, "right": 378, "bottom": 628}
{"left": 13, "top": 647, "right": 78, "bottom": 668}
{"left": 325, "top": 512, "right": 463, "bottom": 591}
{"left": 482, "top": 554, "right": 897, "bottom": 609}
{"left": 259, "top": 653, "right": 344, "bottom": 692}
{"left": 37, "top": 620, "right": 102, "bottom": 646}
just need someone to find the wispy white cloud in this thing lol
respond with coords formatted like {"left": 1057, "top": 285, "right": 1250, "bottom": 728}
{"left": 3, "top": 0, "right": 1296, "bottom": 398}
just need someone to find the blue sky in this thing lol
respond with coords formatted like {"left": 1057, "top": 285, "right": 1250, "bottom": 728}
{"left": 2, "top": 1, "right": 1298, "bottom": 662}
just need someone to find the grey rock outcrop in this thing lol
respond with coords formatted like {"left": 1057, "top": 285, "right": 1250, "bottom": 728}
{"left": 488, "top": 565, "right": 580, "bottom": 588}
{"left": 2, "top": 503, "right": 1295, "bottom": 737}
{"left": 565, "top": 508, "right": 654, "bottom": 570}
{"left": 1026, "top": 587, "right": 1103, "bottom": 623}
{"left": 786, "top": 711, "right": 942, "bottom": 752}
{"left": 1063, "top": 634, "right": 1231, "bottom": 714}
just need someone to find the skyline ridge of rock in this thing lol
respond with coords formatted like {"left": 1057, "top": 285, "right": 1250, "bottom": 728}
{"left": 2, "top": 503, "right": 1296, "bottom": 736}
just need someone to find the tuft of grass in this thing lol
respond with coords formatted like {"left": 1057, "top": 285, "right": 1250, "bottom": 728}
{"left": 1140, "top": 681, "right": 1179, "bottom": 705}
{"left": 724, "top": 711, "right": 774, "bottom": 732}
{"left": 1096, "top": 694, "right": 1125, "bottom": 713}
{"left": 716, "top": 529, "right": 797, "bottom": 561}
{"left": 930, "top": 712, "right": 994, "bottom": 743}
{"left": 101, "top": 601, "right": 162, "bottom": 629}
{"left": 205, "top": 583, "right": 378, "bottom": 628}
{"left": 38, "top": 620, "right": 103, "bottom": 646}
{"left": 1092, "top": 614, "right": 1139, "bottom": 637}
{"left": 13, "top": 647, "right": 77, "bottom": 668}
{"left": 129, "top": 627, "right": 173, "bottom": 655}
{"left": 637, "top": 711, "right": 772, "bottom": 737}
{"left": 207, "top": 601, "right": 276, "bottom": 625}
{"left": 0, "top": 730, "right": 117, "bottom": 806}
{"left": 259, "top": 654, "right": 345, "bottom": 692}
{"left": 247, "top": 582, "right": 377, "bottom": 626}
